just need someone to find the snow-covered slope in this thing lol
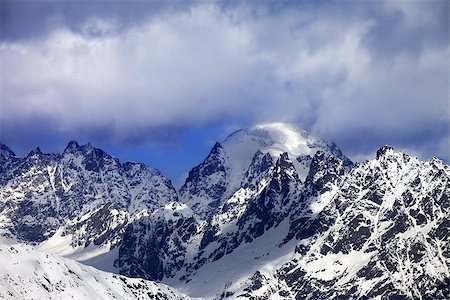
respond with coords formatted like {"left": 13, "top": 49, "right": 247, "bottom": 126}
{"left": 0, "top": 141, "right": 177, "bottom": 259}
{"left": 0, "top": 243, "right": 189, "bottom": 300}
{"left": 179, "top": 123, "right": 351, "bottom": 218}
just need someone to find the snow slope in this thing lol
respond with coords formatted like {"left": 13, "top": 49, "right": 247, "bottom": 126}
{"left": 0, "top": 243, "right": 190, "bottom": 300}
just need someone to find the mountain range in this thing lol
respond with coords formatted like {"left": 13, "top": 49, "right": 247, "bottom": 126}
{"left": 0, "top": 123, "right": 448, "bottom": 299}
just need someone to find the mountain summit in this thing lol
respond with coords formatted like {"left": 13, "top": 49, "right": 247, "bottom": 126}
{"left": 180, "top": 123, "right": 351, "bottom": 218}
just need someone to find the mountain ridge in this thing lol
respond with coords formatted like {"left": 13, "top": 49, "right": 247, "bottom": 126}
{"left": 119, "top": 140, "right": 449, "bottom": 299}
{"left": 0, "top": 140, "right": 178, "bottom": 261}
{"left": 0, "top": 122, "right": 449, "bottom": 299}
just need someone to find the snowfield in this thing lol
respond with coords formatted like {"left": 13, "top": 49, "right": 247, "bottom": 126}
{"left": 0, "top": 243, "right": 190, "bottom": 300}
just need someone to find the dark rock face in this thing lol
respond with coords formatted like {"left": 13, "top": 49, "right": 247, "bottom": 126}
{"left": 241, "top": 151, "right": 274, "bottom": 190}
{"left": 305, "top": 150, "right": 347, "bottom": 193}
{"left": 115, "top": 203, "right": 199, "bottom": 281}
{"left": 63, "top": 202, "right": 129, "bottom": 249}
{"left": 0, "top": 144, "right": 16, "bottom": 177}
{"left": 376, "top": 145, "right": 394, "bottom": 159}
{"left": 179, "top": 142, "right": 227, "bottom": 218}
{"left": 220, "top": 151, "right": 274, "bottom": 217}
{"left": 14, "top": 199, "right": 59, "bottom": 242}
{"left": 237, "top": 153, "right": 300, "bottom": 243}
{"left": 282, "top": 151, "right": 349, "bottom": 245}
{"left": 195, "top": 152, "right": 302, "bottom": 271}
{"left": 0, "top": 144, "right": 16, "bottom": 158}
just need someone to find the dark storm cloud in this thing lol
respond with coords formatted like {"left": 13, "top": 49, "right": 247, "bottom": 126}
{"left": 0, "top": 0, "right": 448, "bottom": 163}
{"left": 1, "top": 0, "right": 192, "bottom": 41}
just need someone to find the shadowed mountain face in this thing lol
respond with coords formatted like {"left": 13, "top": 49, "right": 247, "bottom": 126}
{"left": 1, "top": 123, "right": 449, "bottom": 299}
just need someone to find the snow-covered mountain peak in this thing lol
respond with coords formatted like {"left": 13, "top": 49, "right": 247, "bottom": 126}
{"left": 221, "top": 122, "right": 350, "bottom": 191}
{"left": 63, "top": 140, "right": 100, "bottom": 156}
{"left": 370, "top": 146, "right": 429, "bottom": 180}
{"left": 180, "top": 122, "right": 351, "bottom": 219}
{"left": 210, "top": 141, "right": 224, "bottom": 154}
{"left": 376, "top": 145, "right": 395, "bottom": 159}
{"left": 27, "top": 147, "right": 43, "bottom": 157}
{"left": 0, "top": 144, "right": 15, "bottom": 158}
{"left": 274, "top": 152, "right": 298, "bottom": 179}
{"left": 64, "top": 140, "right": 80, "bottom": 152}
{"left": 222, "top": 122, "right": 351, "bottom": 175}
{"left": 248, "top": 122, "right": 314, "bottom": 156}
{"left": 429, "top": 156, "right": 448, "bottom": 171}
{"left": 224, "top": 122, "right": 330, "bottom": 160}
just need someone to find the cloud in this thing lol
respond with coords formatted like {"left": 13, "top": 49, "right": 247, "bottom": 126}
{"left": 313, "top": 45, "right": 449, "bottom": 154}
{"left": 0, "top": 1, "right": 448, "bottom": 162}
{"left": 2, "top": 5, "right": 262, "bottom": 136}
{"left": 383, "top": 0, "right": 443, "bottom": 29}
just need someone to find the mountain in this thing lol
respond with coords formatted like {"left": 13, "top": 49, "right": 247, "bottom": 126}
{"left": 114, "top": 125, "right": 449, "bottom": 299}
{"left": 0, "top": 141, "right": 177, "bottom": 260}
{"left": 0, "top": 243, "right": 189, "bottom": 300}
{"left": 1, "top": 123, "right": 449, "bottom": 299}
{"left": 228, "top": 146, "right": 449, "bottom": 299}
{"left": 179, "top": 123, "right": 351, "bottom": 219}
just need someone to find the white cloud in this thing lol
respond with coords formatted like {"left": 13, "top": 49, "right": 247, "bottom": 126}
{"left": 2, "top": 5, "right": 262, "bottom": 135}
{"left": 1, "top": 2, "right": 448, "bottom": 161}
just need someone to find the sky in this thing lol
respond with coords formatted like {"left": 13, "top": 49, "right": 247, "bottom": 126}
{"left": 1, "top": 0, "right": 449, "bottom": 186}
